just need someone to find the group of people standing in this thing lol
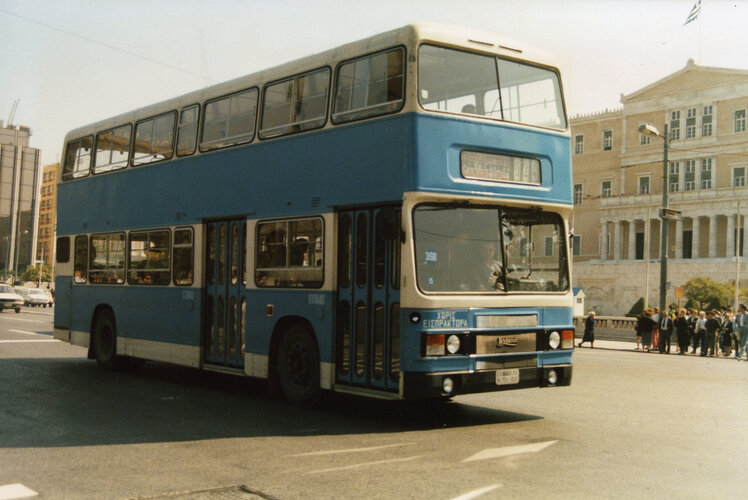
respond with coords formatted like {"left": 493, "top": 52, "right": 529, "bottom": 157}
{"left": 634, "top": 304, "right": 748, "bottom": 359}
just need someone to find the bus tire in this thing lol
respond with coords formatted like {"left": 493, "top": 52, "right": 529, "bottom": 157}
{"left": 276, "top": 324, "right": 321, "bottom": 408}
{"left": 92, "top": 310, "right": 124, "bottom": 371}
{"left": 14, "top": 307, "right": 21, "bottom": 313}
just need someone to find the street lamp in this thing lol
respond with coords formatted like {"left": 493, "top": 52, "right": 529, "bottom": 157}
{"left": 639, "top": 123, "right": 669, "bottom": 317}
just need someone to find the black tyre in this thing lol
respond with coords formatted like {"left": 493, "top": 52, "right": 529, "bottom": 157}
{"left": 14, "top": 307, "right": 20, "bottom": 313}
{"left": 92, "top": 310, "right": 124, "bottom": 371}
{"left": 276, "top": 324, "right": 321, "bottom": 407}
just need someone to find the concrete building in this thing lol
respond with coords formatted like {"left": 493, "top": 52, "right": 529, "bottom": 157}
{"left": 37, "top": 163, "right": 58, "bottom": 267}
{"left": 0, "top": 121, "right": 41, "bottom": 280}
{"left": 571, "top": 60, "right": 748, "bottom": 315}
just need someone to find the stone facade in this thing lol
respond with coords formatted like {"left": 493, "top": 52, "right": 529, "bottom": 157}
{"left": 571, "top": 60, "right": 748, "bottom": 315}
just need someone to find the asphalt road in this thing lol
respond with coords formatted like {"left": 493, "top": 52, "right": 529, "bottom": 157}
{"left": 1, "top": 309, "right": 746, "bottom": 499}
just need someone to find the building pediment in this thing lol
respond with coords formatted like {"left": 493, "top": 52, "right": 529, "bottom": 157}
{"left": 621, "top": 59, "right": 748, "bottom": 104}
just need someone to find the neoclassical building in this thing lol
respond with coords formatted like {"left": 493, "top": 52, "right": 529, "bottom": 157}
{"left": 571, "top": 60, "right": 748, "bottom": 315}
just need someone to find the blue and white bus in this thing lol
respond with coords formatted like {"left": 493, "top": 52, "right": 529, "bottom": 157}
{"left": 54, "top": 23, "right": 574, "bottom": 406}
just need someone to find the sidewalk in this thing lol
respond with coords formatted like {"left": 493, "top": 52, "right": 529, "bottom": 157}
{"left": 575, "top": 337, "right": 747, "bottom": 360}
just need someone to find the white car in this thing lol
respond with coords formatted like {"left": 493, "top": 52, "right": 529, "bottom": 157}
{"left": 0, "top": 284, "right": 24, "bottom": 313}
{"left": 17, "top": 287, "right": 54, "bottom": 307}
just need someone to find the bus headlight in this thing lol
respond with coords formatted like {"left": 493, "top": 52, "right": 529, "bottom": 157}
{"left": 547, "top": 369, "right": 558, "bottom": 385}
{"left": 446, "top": 335, "right": 461, "bottom": 354}
{"left": 548, "top": 331, "right": 561, "bottom": 349}
{"left": 443, "top": 377, "right": 454, "bottom": 394}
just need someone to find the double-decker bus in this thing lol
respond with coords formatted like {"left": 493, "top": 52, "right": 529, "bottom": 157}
{"left": 54, "top": 23, "right": 574, "bottom": 406}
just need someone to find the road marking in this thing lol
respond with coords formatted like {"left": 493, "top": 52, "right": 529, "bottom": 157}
{"left": 305, "top": 455, "right": 423, "bottom": 475}
{"left": 289, "top": 442, "right": 414, "bottom": 457}
{"left": 0, "top": 483, "right": 38, "bottom": 499}
{"left": 462, "top": 440, "right": 558, "bottom": 462}
{"left": 452, "top": 484, "right": 503, "bottom": 500}
{"left": 8, "top": 330, "right": 47, "bottom": 336}
{"left": 2, "top": 317, "right": 50, "bottom": 324}
{"left": 0, "top": 340, "right": 58, "bottom": 344}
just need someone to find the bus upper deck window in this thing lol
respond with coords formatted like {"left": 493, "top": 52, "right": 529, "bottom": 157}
{"left": 333, "top": 48, "right": 405, "bottom": 124}
{"left": 62, "top": 136, "right": 93, "bottom": 180}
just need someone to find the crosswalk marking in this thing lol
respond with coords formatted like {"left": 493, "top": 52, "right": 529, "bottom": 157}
{"left": 0, "top": 484, "right": 38, "bottom": 499}
{"left": 462, "top": 440, "right": 558, "bottom": 462}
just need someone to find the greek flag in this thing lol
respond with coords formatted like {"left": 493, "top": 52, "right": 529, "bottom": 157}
{"left": 684, "top": 0, "right": 701, "bottom": 25}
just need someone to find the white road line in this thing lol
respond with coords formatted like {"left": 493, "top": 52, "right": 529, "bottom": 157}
{"left": 1, "top": 317, "right": 50, "bottom": 324}
{"left": 305, "top": 455, "right": 423, "bottom": 475}
{"left": 289, "top": 442, "right": 414, "bottom": 457}
{"left": 8, "top": 330, "right": 46, "bottom": 336}
{"left": 462, "top": 440, "right": 558, "bottom": 462}
{"left": 0, "top": 483, "right": 38, "bottom": 499}
{"left": 451, "top": 484, "right": 503, "bottom": 500}
{"left": 0, "top": 340, "right": 58, "bottom": 344}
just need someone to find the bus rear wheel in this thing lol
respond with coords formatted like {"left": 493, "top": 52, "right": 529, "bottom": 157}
{"left": 92, "top": 310, "right": 125, "bottom": 371}
{"left": 276, "top": 325, "right": 321, "bottom": 407}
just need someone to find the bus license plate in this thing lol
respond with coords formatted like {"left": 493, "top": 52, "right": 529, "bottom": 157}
{"left": 495, "top": 369, "right": 520, "bottom": 386}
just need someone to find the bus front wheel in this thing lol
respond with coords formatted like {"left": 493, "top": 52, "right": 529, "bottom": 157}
{"left": 276, "top": 324, "right": 321, "bottom": 407}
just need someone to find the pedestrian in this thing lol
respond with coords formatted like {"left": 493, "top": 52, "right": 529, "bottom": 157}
{"left": 651, "top": 307, "right": 660, "bottom": 350}
{"left": 578, "top": 311, "right": 596, "bottom": 348}
{"left": 693, "top": 311, "right": 706, "bottom": 355}
{"left": 703, "top": 310, "right": 721, "bottom": 357}
{"left": 675, "top": 308, "right": 690, "bottom": 355}
{"left": 736, "top": 304, "right": 748, "bottom": 361}
{"left": 720, "top": 310, "right": 734, "bottom": 357}
{"left": 658, "top": 310, "right": 674, "bottom": 354}
{"left": 637, "top": 308, "right": 655, "bottom": 352}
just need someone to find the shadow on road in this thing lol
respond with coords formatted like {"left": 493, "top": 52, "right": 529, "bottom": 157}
{"left": 0, "top": 357, "right": 542, "bottom": 449}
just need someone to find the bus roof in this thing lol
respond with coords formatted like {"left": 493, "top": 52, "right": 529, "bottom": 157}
{"left": 62, "top": 23, "right": 561, "bottom": 145}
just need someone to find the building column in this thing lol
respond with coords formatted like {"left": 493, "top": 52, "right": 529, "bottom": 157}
{"left": 742, "top": 214, "right": 748, "bottom": 257}
{"left": 727, "top": 213, "right": 736, "bottom": 257}
{"left": 614, "top": 220, "right": 623, "bottom": 261}
{"left": 692, "top": 216, "right": 700, "bottom": 259}
{"left": 675, "top": 218, "right": 683, "bottom": 259}
{"left": 600, "top": 222, "right": 608, "bottom": 260}
{"left": 628, "top": 219, "right": 637, "bottom": 260}
{"left": 708, "top": 214, "right": 717, "bottom": 258}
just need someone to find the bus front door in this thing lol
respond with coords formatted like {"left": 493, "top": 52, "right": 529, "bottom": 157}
{"left": 335, "top": 207, "right": 401, "bottom": 393}
{"left": 203, "top": 220, "right": 246, "bottom": 369}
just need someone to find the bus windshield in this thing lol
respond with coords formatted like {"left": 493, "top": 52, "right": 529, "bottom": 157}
{"left": 414, "top": 204, "right": 569, "bottom": 293}
{"left": 418, "top": 45, "right": 567, "bottom": 130}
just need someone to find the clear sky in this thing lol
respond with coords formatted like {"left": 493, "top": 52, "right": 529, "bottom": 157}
{"left": 0, "top": 0, "right": 745, "bottom": 166}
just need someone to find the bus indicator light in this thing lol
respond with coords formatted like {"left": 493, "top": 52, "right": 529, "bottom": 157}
{"left": 265, "top": 304, "right": 274, "bottom": 317}
{"left": 425, "top": 334, "right": 445, "bottom": 356}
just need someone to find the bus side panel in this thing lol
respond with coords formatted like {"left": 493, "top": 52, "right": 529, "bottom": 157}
{"left": 243, "top": 289, "right": 335, "bottom": 363}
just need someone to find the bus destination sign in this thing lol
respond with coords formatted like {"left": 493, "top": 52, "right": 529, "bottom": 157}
{"left": 460, "top": 150, "right": 541, "bottom": 185}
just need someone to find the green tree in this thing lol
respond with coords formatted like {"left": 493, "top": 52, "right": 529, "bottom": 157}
{"left": 21, "top": 264, "right": 54, "bottom": 285}
{"left": 626, "top": 297, "right": 645, "bottom": 317}
{"left": 682, "top": 277, "right": 731, "bottom": 311}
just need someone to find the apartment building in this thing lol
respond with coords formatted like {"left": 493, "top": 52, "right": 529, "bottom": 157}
{"left": 37, "top": 163, "right": 58, "bottom": 267}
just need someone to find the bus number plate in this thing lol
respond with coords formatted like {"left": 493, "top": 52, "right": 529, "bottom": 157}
{"left": 495, "top": 369, "right": 520, "bottom": 386}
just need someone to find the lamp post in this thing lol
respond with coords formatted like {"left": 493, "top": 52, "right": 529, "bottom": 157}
{"left": 639, "top": 123, "right": 670, "bottom": 316}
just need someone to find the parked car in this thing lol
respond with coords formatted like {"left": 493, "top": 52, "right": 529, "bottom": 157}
{"left": 0, "top": 284, "right": 24, "bottom": 313}
{"left": 17, "top": 287, "right": 54, "bottom": 307}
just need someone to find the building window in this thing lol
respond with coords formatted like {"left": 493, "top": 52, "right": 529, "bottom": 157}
{"left": 701, "top": 158, "right": 713, "bottom": 189}
{"left": 685, "top": 160, "right": 696, "bottom": 191}
{"left": 638, "top": 176, "right": 650, "bottom": 195}
{"left": 686, "top": 108, "right": 696, "bottom": 139}
{"left": 640, "top": 133, "right": 650, "bottom": 145}
{"left": 573, "top": 184, "right": 583, "bottom": 204}
{"left": 735, "top": 109, "right": 746, "bottom": 133}
{"left": 670, "top": 110, "right": 680, "bottom": 140}
{"left": 544, "top": 236, "right": 554, "bottom": 257}
{"left": 734, "top": 166, "right": 746, "bottom": 187}
{"left": 669, "top": 162, "right": 680, "bottom": 192}
{"left": 572, "top": 235, "right": 581, "bottom": 256}
{"left": 702, "top": 105, "right": 713, "bottom": 136}
{"left": 575, "top": 135, "right": 584, "bottom": 155}
{"left": 603, "top": 130, "right": 613, "bottom": 151}
{"left": 601, "top": 180, "right": 612, "bottom": 197}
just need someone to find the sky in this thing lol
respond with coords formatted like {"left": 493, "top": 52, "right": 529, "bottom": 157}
{"left": 0, "top": 0, "right": 746, "bottom": 166}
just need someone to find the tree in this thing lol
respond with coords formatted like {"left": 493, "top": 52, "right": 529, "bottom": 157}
{"left": 682, "top": 277, "right": 731, "bottom": 311}
{"left": 626, "top": 297, "right": 645, "bottom": 317}
{"left": 21, "top": 264, "right": 54, "bottom": 285}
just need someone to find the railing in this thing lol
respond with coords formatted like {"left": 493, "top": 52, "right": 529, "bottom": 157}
{"left": 573, "top": 316, "right": 636, "bottom": 330}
